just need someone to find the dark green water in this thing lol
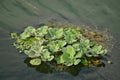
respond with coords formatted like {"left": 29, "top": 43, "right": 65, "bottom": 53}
{"left": 0, "top": 0, "right": 120, "bottom": 80}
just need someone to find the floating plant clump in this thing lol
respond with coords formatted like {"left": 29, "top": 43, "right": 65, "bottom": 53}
{"left": 11, "top": 25, "right": 109, "bottom": 67}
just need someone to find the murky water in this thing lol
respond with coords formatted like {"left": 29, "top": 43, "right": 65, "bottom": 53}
{"left": 0, "top": 0, "right": 120, "bottom": 80}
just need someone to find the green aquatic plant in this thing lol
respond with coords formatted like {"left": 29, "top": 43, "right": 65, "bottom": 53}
{"left": 11, "top": 25, "right": 108, "bottom": 66}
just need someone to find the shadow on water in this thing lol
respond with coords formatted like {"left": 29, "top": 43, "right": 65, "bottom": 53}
{"left": 24, "top": 57, "right": 106, "bottom": 76}
{"left": 24, "top": 58, "right": 82, "bottom": 76}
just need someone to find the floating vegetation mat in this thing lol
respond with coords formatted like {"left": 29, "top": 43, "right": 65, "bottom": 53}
{"left": 11, "top": 23, "right": 113, "bottom": 72}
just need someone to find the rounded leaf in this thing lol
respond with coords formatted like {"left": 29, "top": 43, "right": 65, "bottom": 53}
{"left": 62, "top": 45, "right": 76, "bottom": 57}
{"left": 20, "top": 26, "right": 36, "bottom": 39}
{"left": 49, "top": 41, "right": 59, "bottom": 52}
{"left": 30, "top": 58, "right": 41, "bottom": 65}
{"left": 37, "top": 26, "right": 48, "bottom": 36}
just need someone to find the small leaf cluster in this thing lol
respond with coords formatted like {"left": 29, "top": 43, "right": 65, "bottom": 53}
{"left": 11, "top": 25, "right": 108, "bottom": 66}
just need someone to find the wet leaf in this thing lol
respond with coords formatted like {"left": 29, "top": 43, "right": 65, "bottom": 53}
{"left": 30, "top": 58, "right": 41, "bottom": 65}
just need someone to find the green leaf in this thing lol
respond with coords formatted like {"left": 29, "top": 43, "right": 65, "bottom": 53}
{"left": 61, "top": 53, "right": 70, "bottom": 62}
{"left": 48, "top": 56, "right": 54, "bottom": 61}
{"left": 64, "top": 34, "right": 76, "bottom": 44}
{"left": 24, "top": 45, "right": 43, "bottom": 58}
{"left": 64, "top": 29, "right": 77, "bottom": 44}
{"left": 48, "top": 41, "right": 59, "bottom": 52}
{"left": 41, "top": 49, "right": 54, "bottom": 61}
{"left": 85, "top": 52, "right": 92, "bottom": 57}
{"left": 24, "top": 50, "right": 38, "bottom": 58}
{"left": 81, "top": 59, "right": 89, "bottom": 66}
{"left": 72, "top": 43, "right": 80, "bottom": 51}
{"left": 75, "top": 51, "right": 83, "bottom": 58}
{"left": 62, "top": 54, "right": 74, "bottom": 66}
{"left": 97, "top": 45, "right": 102, "bottom": 51}
{"left": 81, "top": 47, "right": 88, "bottom": 53}
{"left": 74, "top": 59, "right": 81, "bottom": 65}
{"left": 31, "top": 45, "right": 43, "bottom": 53}
{"left": 99, "top": 49, "right": 108, "bottom": 55}
{"left": 57, "top": 40, "right": 66, "bottom": 48}
{"left": 42, "top": 50, "right": 51, "bottom": 58}
{"left": 50, "top": 45, "right": 59, "bottom": 52}
{"left": 55, "top": 28, "right": 63, "bottom": 38}
{"left": 47, "top": 28, "right": 63, "bottom": 39}
{"left": 20, "top": 26, "right": 36, "bottom": 39}
{"left": 71, "top": 29, "right": 78, "bottom": 35}
{"left": 55, "top": 55, "right": 64, "bottom": 64}
{"left": 82, "top": 39, "right": 90, "bottom": 48}
{"left": 57, "top": 45, "right": 77, "bottom": 66}
{"left": 37, "top": 26, "right": 48, "bottom": 36}
{"left": 30, "top": 58, "right": 41, "bottom": 65}
{"left": 19, "top": 37, "right": 36, "bottom": 50}
{"left": 57, "top": 51, "right": 74, "bottom": 66}
{"left": 90, "top": 45, "right": 108, "bottom": 56}
{"left": 24, "top": 50, "right": 34, "bottom": 57}
{"left": 65, "top": 62, "right": 73, "bottom": 66}
{"left": 64, "top": 29, "right": 72, "bottom": 35}
{"left": 62, "top": 45, "right": 76, "bottom": 57}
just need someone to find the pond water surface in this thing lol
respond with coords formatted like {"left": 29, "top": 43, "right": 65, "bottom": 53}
{"left": 0, "top": 0, "right": 120, "bottom": 80}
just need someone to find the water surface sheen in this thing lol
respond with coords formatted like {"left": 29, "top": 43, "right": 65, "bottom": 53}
{"left": 0, "top": 0, "right": 120, "bottom": 80}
